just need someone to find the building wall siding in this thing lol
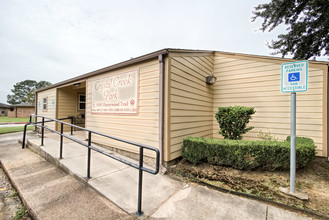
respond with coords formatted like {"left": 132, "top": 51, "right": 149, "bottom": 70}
{"left": 168, "top": 54, "right": 214, "bottom": 160}
{"left": 7, "top": 110, "right": 15, "bottom": 118}
{"left": 85, "top": 59, "right": 160, "bottom": 158}
{"left": 16, "top": 107, "right": 34, "bottom": 118}
{"left": 212, "top": 53, "right": 326, "bottom": 156}
{"left": 57, "top": 86, "right": 85, "bottom": 131}
{"left": 34, "top": 50, "right": 328, "bottom": 161}
{"left": 37, "top": 88, "right": 57, "bottom": 130}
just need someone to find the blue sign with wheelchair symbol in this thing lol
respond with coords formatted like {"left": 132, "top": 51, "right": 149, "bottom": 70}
{"left": 281, "top": 60, "right": 308, "bottom": 93}
{"left": 288, "top": 72, "right": 300, "bottom": 82}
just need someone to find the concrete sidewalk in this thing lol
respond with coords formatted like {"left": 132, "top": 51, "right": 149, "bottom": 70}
{"left": 1, "top": 132, "right": 315, "bottom": 219}
{"left": 0, "top": 143, "right": 133, "bottom": 219}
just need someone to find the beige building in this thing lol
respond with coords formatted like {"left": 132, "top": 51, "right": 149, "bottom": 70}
{"left": 8, "top": 104, "right": 35, "bottom": 118}
{"left": 36, "top": 49, "right": 329, "bottom": 163}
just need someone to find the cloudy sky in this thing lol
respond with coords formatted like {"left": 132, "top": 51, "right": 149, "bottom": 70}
{"left": 0, "top": 0, "right": 326, "bottom": 104}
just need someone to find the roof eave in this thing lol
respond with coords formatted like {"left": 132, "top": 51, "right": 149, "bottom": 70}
{"left": 36, "top": 48, "right": 329, "bottom": 93}
{"left": 37, "top": 48, "right": 170, "bottom": 93}
{"left": 214, "top": 50, "right": 329, "bottom": 65}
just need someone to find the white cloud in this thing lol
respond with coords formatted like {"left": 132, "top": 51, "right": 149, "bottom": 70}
{"left": 0, "top": 0, "right": 326, "bottom": 104}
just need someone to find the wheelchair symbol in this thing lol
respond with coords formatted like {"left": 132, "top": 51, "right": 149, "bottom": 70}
{"left": 288, "top": 72, "right": 300, "bottom": 82}
{"left": 290, "top": 74, "right": 297, "bottom": 80}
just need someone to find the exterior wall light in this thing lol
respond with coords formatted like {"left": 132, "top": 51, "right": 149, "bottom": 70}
{"left": 73, "top": 83, "right": 81, "bottom": 87}
{"left": 206, "top": 72, "right": 217, "bottom": 85}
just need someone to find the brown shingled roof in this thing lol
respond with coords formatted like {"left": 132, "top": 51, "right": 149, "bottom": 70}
{"left": 0, "top": 103, "right": 10, "bottom": 108}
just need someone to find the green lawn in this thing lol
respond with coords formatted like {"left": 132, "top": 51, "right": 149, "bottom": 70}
{"left": 0, "top": 117, "right": 30, "bottom": 123}
{"left": 0, "top": 126, "right": 34, "bottom": 134}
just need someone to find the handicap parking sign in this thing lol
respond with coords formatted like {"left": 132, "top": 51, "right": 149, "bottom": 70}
{"left": 281, "top": 61, "right": 308, "bottom": 93}
{"left": 288, "top": 72, "right": 300, "bottom": 82}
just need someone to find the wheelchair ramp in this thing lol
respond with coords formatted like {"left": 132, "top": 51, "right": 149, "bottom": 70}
{"left": 26, "top": 135, "right": 183, "bottom": 216}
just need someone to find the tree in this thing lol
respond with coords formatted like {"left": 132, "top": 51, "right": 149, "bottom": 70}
{"left": 252, "top": 0, "right": 329, "bottom": 60}
{"left": 7, "top": 80, "right": 52, "bottom": 105}
{"left": 36, "top": 81, "right": 52, "bottom": 90}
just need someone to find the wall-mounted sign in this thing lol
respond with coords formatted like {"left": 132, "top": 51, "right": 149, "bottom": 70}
{"left": 91, "top": 69, "right": 139, "bottom": 114}
{"left": 281, "top": 60, "right": 308, "bottom": 93}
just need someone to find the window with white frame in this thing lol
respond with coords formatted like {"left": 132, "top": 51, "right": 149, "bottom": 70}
{"left": 78, "top": 94, "right": 86, "bottom": 110}
{"left": 43, "top": 98, "right": 47, "bottom": 111}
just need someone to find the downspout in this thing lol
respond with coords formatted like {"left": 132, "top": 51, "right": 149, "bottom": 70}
{"left": 327, "top": 65, "right": 329, "bottom": 161}
{"left": 35, "top": 92, "right": 38, "bottom": 116}
{"left": 35, "top": 92, "right": 38, "bottom": 131}
{"left": 158, "top": 54, "right": 167, "bottom": 173}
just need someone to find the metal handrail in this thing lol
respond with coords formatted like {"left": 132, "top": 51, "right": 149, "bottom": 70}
{"left": 22, "top": 114, "right": 160, "bottom": 216}
{"left": 30, "top": 116, "right": 74, "bottom": 135}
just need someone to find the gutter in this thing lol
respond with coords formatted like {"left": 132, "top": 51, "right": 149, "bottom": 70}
{"left": 37, "top": 49, "right": 170, "bottom": 93}
{"left": 34, "top": 92, "right": 38, "bottom": 131}
{"left": 35, "top": 92, "right": 38, "bottom": 117}
{"left": 158, "top": 54, "right": 167, "bottom": 174}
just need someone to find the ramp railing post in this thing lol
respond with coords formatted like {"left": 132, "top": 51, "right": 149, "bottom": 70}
{"left": 87, "top": 131, "right": 92, "bottom": 179}
{"left": 41, "top": 117, "right": 45, "bottom": 146}
{"left": 60, "top": 123, "right": 64, "bottom": 159}
{"left": 136, "top": 147, "right": 144, "bottom": 216}
{"left": 22, "top": 124, "right": 28, "bottom": 149}
{"left": 70, "top": 117, "right": 74, "bottom": 135}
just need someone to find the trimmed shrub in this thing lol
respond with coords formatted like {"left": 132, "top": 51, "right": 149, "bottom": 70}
{"left": 182, "top": 136, "right": 316, "bottom": 171}
{"left": 215, "top": 106, "right": 256, "bottom": 140}
{"left": 286, "top": 136, "right": 315, "bottom": 146}
{"left": 286, "top": 136, "right": 316, "bottom": 168}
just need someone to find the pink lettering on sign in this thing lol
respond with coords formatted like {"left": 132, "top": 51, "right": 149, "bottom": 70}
{"left": 95, "top": 81, "right": 104, "bottom": 91}
{"left": 113, "top": 74, "right": 132, "bottom": 87}
{"left": 104, "top": 90, "right": 118, "bottom": 100}
{"left": 91, "top": 70, "right": 138, "bottom": 114}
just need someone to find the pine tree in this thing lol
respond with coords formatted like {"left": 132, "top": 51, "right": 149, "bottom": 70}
{"left": 7, "top": 80, "right": 52, "bottom": 104}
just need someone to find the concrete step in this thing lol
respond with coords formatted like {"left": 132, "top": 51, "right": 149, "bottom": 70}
{"left": 25, "top": 136, "right": 183, "bottom": 217}
{"left": 0, "top": 142, "right": 134, "bottom": 220}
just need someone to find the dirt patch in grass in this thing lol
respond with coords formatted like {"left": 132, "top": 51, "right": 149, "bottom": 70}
{"left": 168, "top": 157, "right": 329, "bottom": 217}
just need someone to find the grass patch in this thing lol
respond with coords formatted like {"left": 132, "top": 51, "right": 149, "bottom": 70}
{"left": 0, "top": 126, "right": 33, "bottom": 134}
{"left": 14, "top": 205, "right": 28, "bottom": 220}
{"left": 0, "top": 117, "right": 30, "bottom": 123}
{"left": 8, "top": 190, "right": 18, "bottom": 198}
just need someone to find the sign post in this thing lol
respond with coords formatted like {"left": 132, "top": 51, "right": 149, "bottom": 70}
{"left": 290, "top": 92, "right": 296, "bottom": 193}
{"left": 281, "top": 60, "right": 308, "bottom": 194}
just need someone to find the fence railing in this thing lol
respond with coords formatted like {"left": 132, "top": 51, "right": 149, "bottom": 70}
{"left": 22, "top": 114, "right": 160, "bottom": 216}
